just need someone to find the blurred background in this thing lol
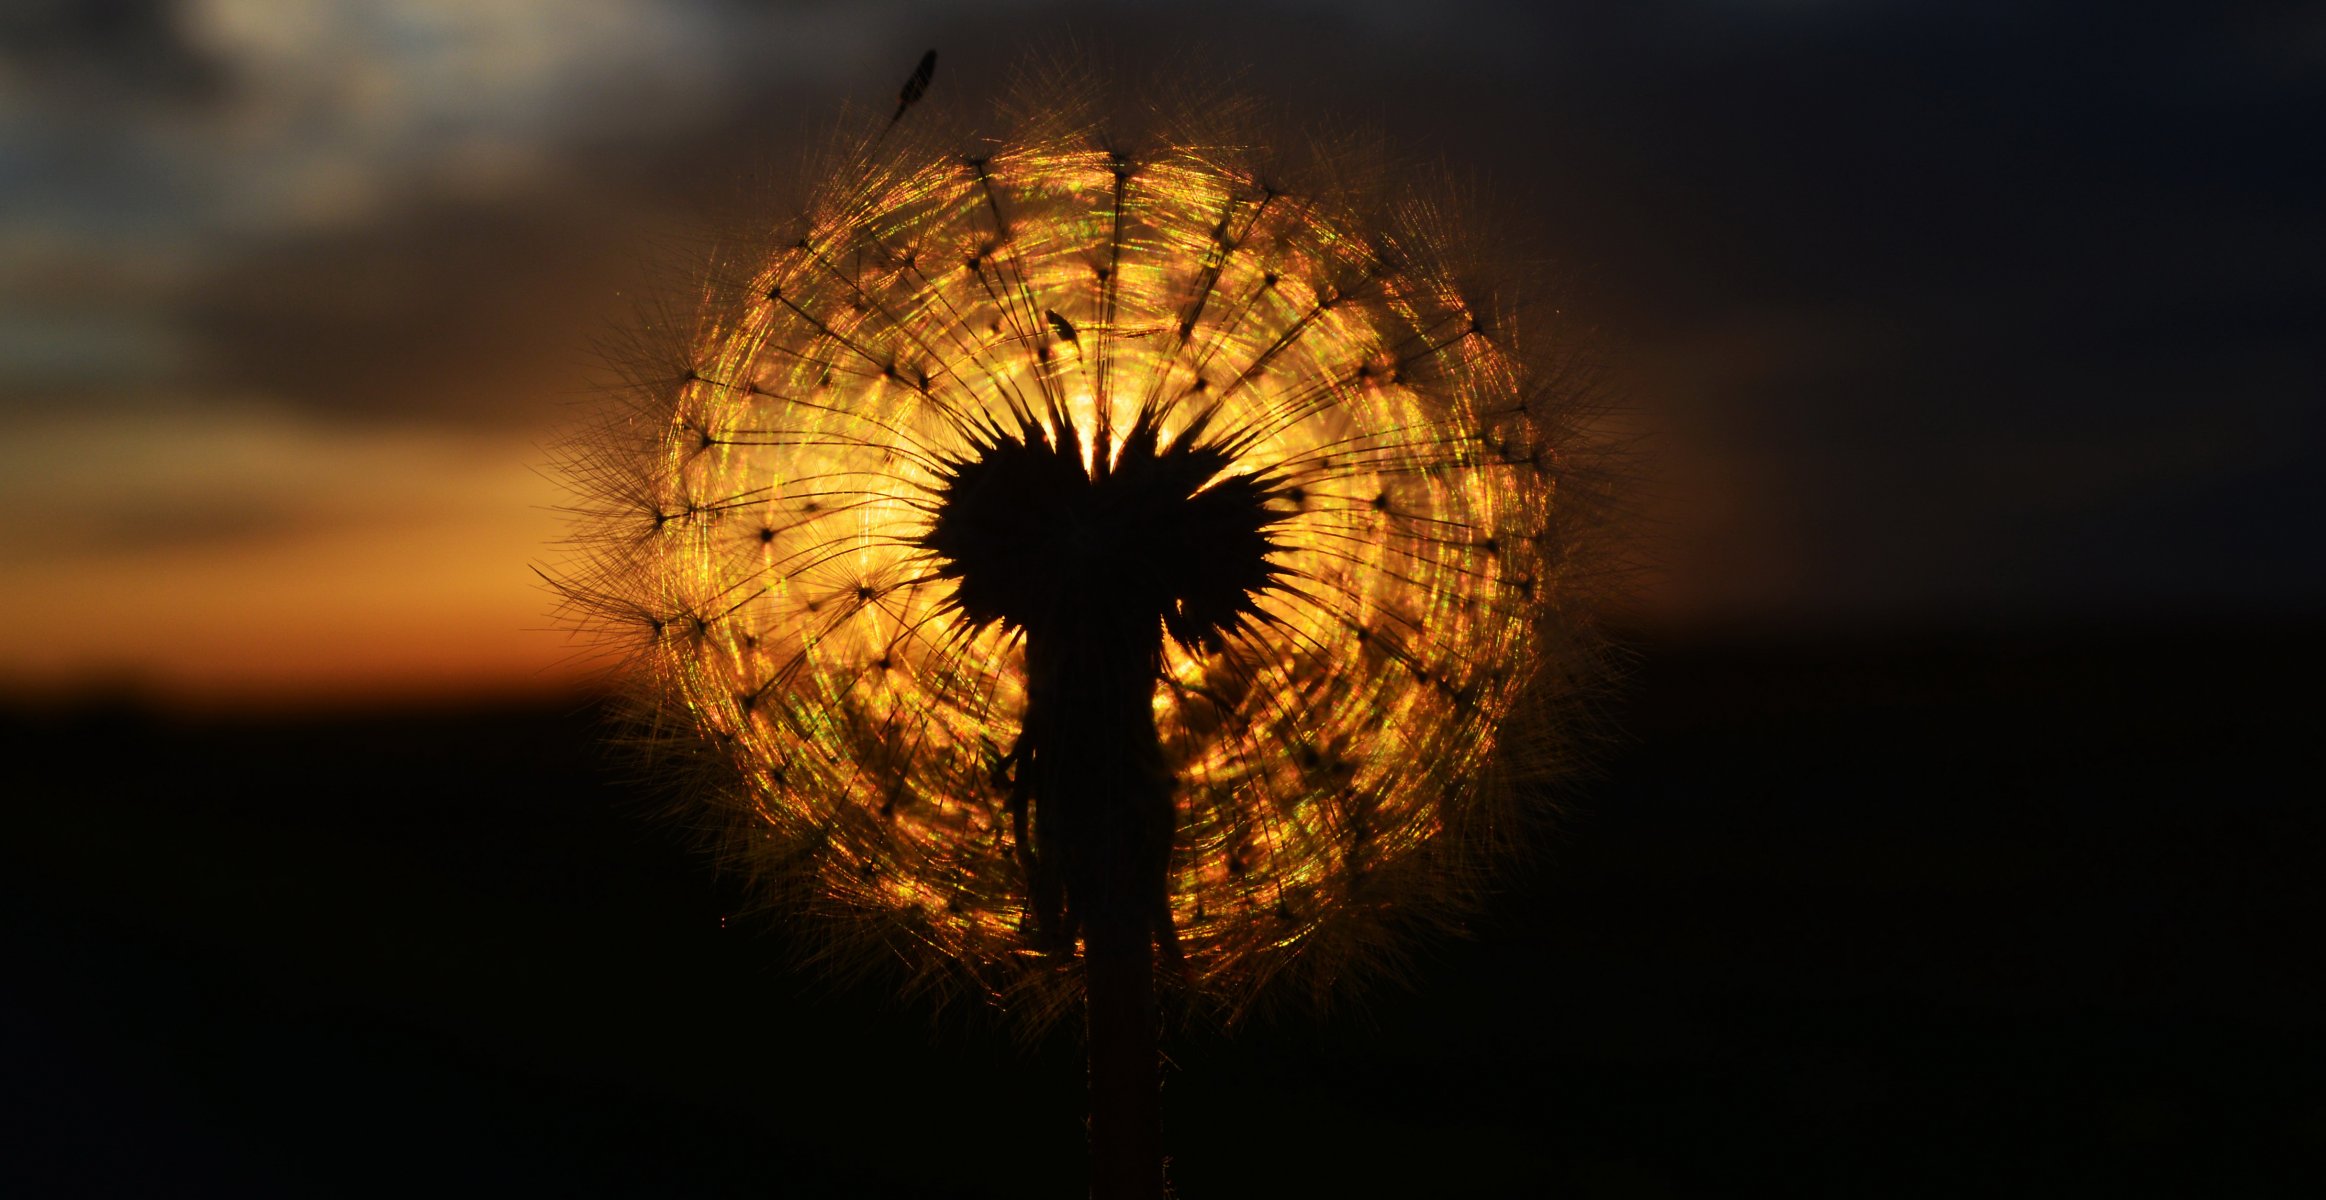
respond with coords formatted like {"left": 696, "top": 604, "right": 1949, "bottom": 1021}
{"left": 3, "top": 1, "right": 2321, "bottom": 1195}
{"left": 3, "top": 0, "right": 2316, "bottom": 704}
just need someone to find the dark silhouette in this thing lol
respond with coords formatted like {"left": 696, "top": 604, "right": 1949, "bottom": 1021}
{"left": 922, "top": 407, "right": 1289, "bottom": 1194}
{"left": 889, "top": 49, "right": 936, "bottom": 128}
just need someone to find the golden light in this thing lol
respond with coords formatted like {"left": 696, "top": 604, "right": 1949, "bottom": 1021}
{"left": 558, "top": 110, "right": 1597, "bottom": 1019}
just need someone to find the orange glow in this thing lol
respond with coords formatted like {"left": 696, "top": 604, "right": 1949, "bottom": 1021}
{"left": 0, "top": 413, "right": 600, "bottom": 710}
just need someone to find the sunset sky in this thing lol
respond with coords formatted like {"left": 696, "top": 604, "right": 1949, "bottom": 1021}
{"left": 3, "top": 1, "right": 2317, "bottom": 705}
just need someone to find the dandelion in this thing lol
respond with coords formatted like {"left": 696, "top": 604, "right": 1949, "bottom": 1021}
{"left": 553, "top": 65, "right": 1610, "bottom": 1198}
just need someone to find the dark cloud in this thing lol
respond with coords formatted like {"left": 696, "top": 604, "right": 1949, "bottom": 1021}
{"left": 7, "top": 0, "right": 2320, "bottom": 619}
{"left": 0, "top": 0, "right": 225, "bottom": 106}
{"left": 176, "top": 196, "right": 651, "bottom": 427}
{"left": 5, "top": 495, "right": 307, "bottom": 560}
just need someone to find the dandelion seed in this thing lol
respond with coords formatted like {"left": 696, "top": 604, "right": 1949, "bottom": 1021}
{"left": 891, "top": 49, "right": 937, "bottom": 127}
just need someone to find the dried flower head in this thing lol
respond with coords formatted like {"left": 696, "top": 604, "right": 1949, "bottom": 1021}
{"left": 554, "top": 76, "right": 1612, "bottom": 1026}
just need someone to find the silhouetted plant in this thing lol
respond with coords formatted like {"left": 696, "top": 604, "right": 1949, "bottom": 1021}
{"left": 553, "top": 61, "right": 1614, "bottom": 1198}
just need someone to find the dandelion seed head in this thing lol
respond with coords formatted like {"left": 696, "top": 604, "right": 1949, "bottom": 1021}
{"left": 558, "top": 84, "right": 1607, "bottom": 1022}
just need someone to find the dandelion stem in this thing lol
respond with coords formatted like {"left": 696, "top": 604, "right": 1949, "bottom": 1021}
{"left": 1085, "top": 909, "right": 1164, "bottom": 1200}
{"left": 1016, "top": 613, "right": 1177, "bottom": 1198}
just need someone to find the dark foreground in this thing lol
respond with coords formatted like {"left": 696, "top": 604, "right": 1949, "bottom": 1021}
{"left": 4, "top": 627, "right": 2320, "bottom": 1197}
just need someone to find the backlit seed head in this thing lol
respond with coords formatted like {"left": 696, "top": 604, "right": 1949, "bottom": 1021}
{"left": 552, "top": 77, "right": 1616, "bottom": 1026}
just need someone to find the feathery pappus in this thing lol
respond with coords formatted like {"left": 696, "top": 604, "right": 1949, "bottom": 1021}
{"left": 552, "top": 72, "right": 1614, "bottom": 1027}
